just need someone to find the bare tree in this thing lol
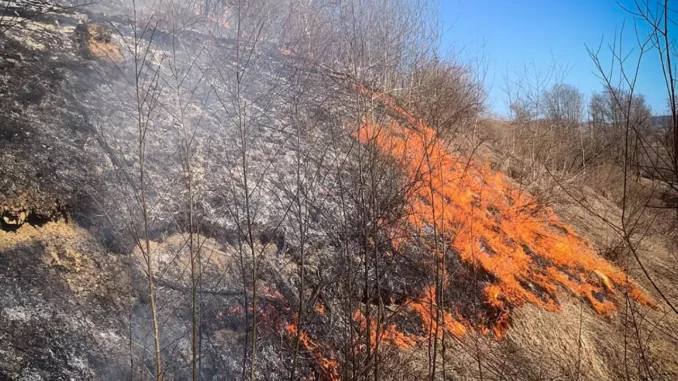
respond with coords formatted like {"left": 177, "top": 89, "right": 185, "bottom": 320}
{"left": 165, "top": 24, "right": 212, "bottom": 379}
{"left": 99, "top": 7, "right": 166, "bottom": 378}
{"left": 587, "top": 0, "right": 678, "bottom": 319}
{"left": 207, "top": 1, "right": 286, "bottom": 378}
{"left": 589, "top": 87, "right": 652, "bottom": 171}
{"left": 127, "top": 13, "right": 164, "bottom": 380}
{"left": 542, "top": 83, "right": 584, "bottom": 125}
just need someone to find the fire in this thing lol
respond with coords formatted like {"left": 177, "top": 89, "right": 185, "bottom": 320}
{"left": 408, "top": 286, "right": 467, "bottom": 339}
{"left": 352, "top": 310, "right": 417, "bottom": 349}
{"left": 286, "top": 323, "right": 340, "bottom": 380}
{"left": 353, "top": 84, "right": 656, "bottom": 338}
{"left": 285, "top": 309, "right": 417, "bottom": 379}
{"left": 264, "top": 84, "right": 657, "bottom": 379}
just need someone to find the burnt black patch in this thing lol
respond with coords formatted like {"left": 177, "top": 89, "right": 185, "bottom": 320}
{"left": 518, "top": 279, "right": 553, "bottom": 304}
{"left": 522, "top": 244, "right": 553, "bottom": 268}
{"left": 479, "top": 238, "right": 496, "bottom": 257}
{"left": 591, "top": 290, "right": 607, "bottom": 303}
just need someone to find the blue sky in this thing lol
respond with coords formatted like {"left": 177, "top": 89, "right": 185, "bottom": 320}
{"left": 439, "top": 0, "right": 668, "bottom": 117}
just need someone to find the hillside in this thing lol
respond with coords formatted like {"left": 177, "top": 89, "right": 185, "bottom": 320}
{"left": 1, "top": 1, "right": 677, "bottom": 380}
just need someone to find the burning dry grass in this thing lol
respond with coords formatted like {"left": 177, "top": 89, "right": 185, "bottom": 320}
{"left": 286, "top": 322, "right": 341, "bottom": 380}
{"left": 354, "top": 86, "right": 655, "bottom": 339}
{"left": 283, "top": 86, "right": 665, "bottom": 379}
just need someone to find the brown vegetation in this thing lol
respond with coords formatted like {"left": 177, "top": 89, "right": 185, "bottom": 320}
{"left": 74, "top": 23, "right": 123, "bottom": 62}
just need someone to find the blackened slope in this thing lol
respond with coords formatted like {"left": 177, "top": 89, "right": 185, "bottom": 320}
{"left": 0, "top": 17, "right": 106, "bottom": 228}
{"left": 0, "top": 2, "right": 350, "bottom": 379}
{"left": 0, "top": 238, "right": 130, "bottom": 380}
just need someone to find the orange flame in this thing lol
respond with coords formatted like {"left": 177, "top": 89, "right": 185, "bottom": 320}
{"left": 263, "top": 83, "right": 658, "bottom": 379}
{"left": 408, "top": 286, "right": 468, "bottom": 339}
{"left": 286, "top": 323, "right": 340, "bottom": 380}
{"left": 353, "top": 84, "right": 656, "bottom": 338}
{"left": 352, "top": 310, "right": 417, "bottom": 350}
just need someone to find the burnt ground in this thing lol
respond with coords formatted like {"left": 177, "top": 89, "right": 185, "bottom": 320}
{"left": 0, "top": 0, "right": 354, "bottom": 379}
{"left": 0, "top": 26, "right": 96, "bottom": 222}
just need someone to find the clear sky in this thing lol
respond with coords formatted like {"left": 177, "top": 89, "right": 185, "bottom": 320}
{"left": 439, "top": 0, "right": 668, "bottom": 118}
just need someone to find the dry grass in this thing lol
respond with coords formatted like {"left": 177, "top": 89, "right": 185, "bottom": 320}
{"left": 131, "top": 233, "right": 232, "bottom": 283}
{"left": 0, "top": 221, "right": 77, "bottom": 249}
{"left": 75, "top": 23, "right": 123, "bottom": 63}
{"left": 0, "top": 220, "right": 125, "bottom": 296}
{"left": 421, "top": 182, "right": 678, "bottom": 380}
{"left": 471, "top": 118, "right": 678, "bottom": 379}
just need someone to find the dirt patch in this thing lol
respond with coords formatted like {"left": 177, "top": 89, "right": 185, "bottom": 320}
{"left": 0, "top": 221, "right": 77, "bottom": 250}
{"left": 73, "top": 23, "right": 123, "bottom": 63}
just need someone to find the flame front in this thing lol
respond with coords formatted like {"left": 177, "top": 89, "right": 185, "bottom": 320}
{"left": 268, "top": 85, "right": 657, "bottom": 379}
{"left": 354, "top": 85, "right": 655, "bottom": 339}
{"left": 287, "top": 323, "right": 341, "bottom": 380}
